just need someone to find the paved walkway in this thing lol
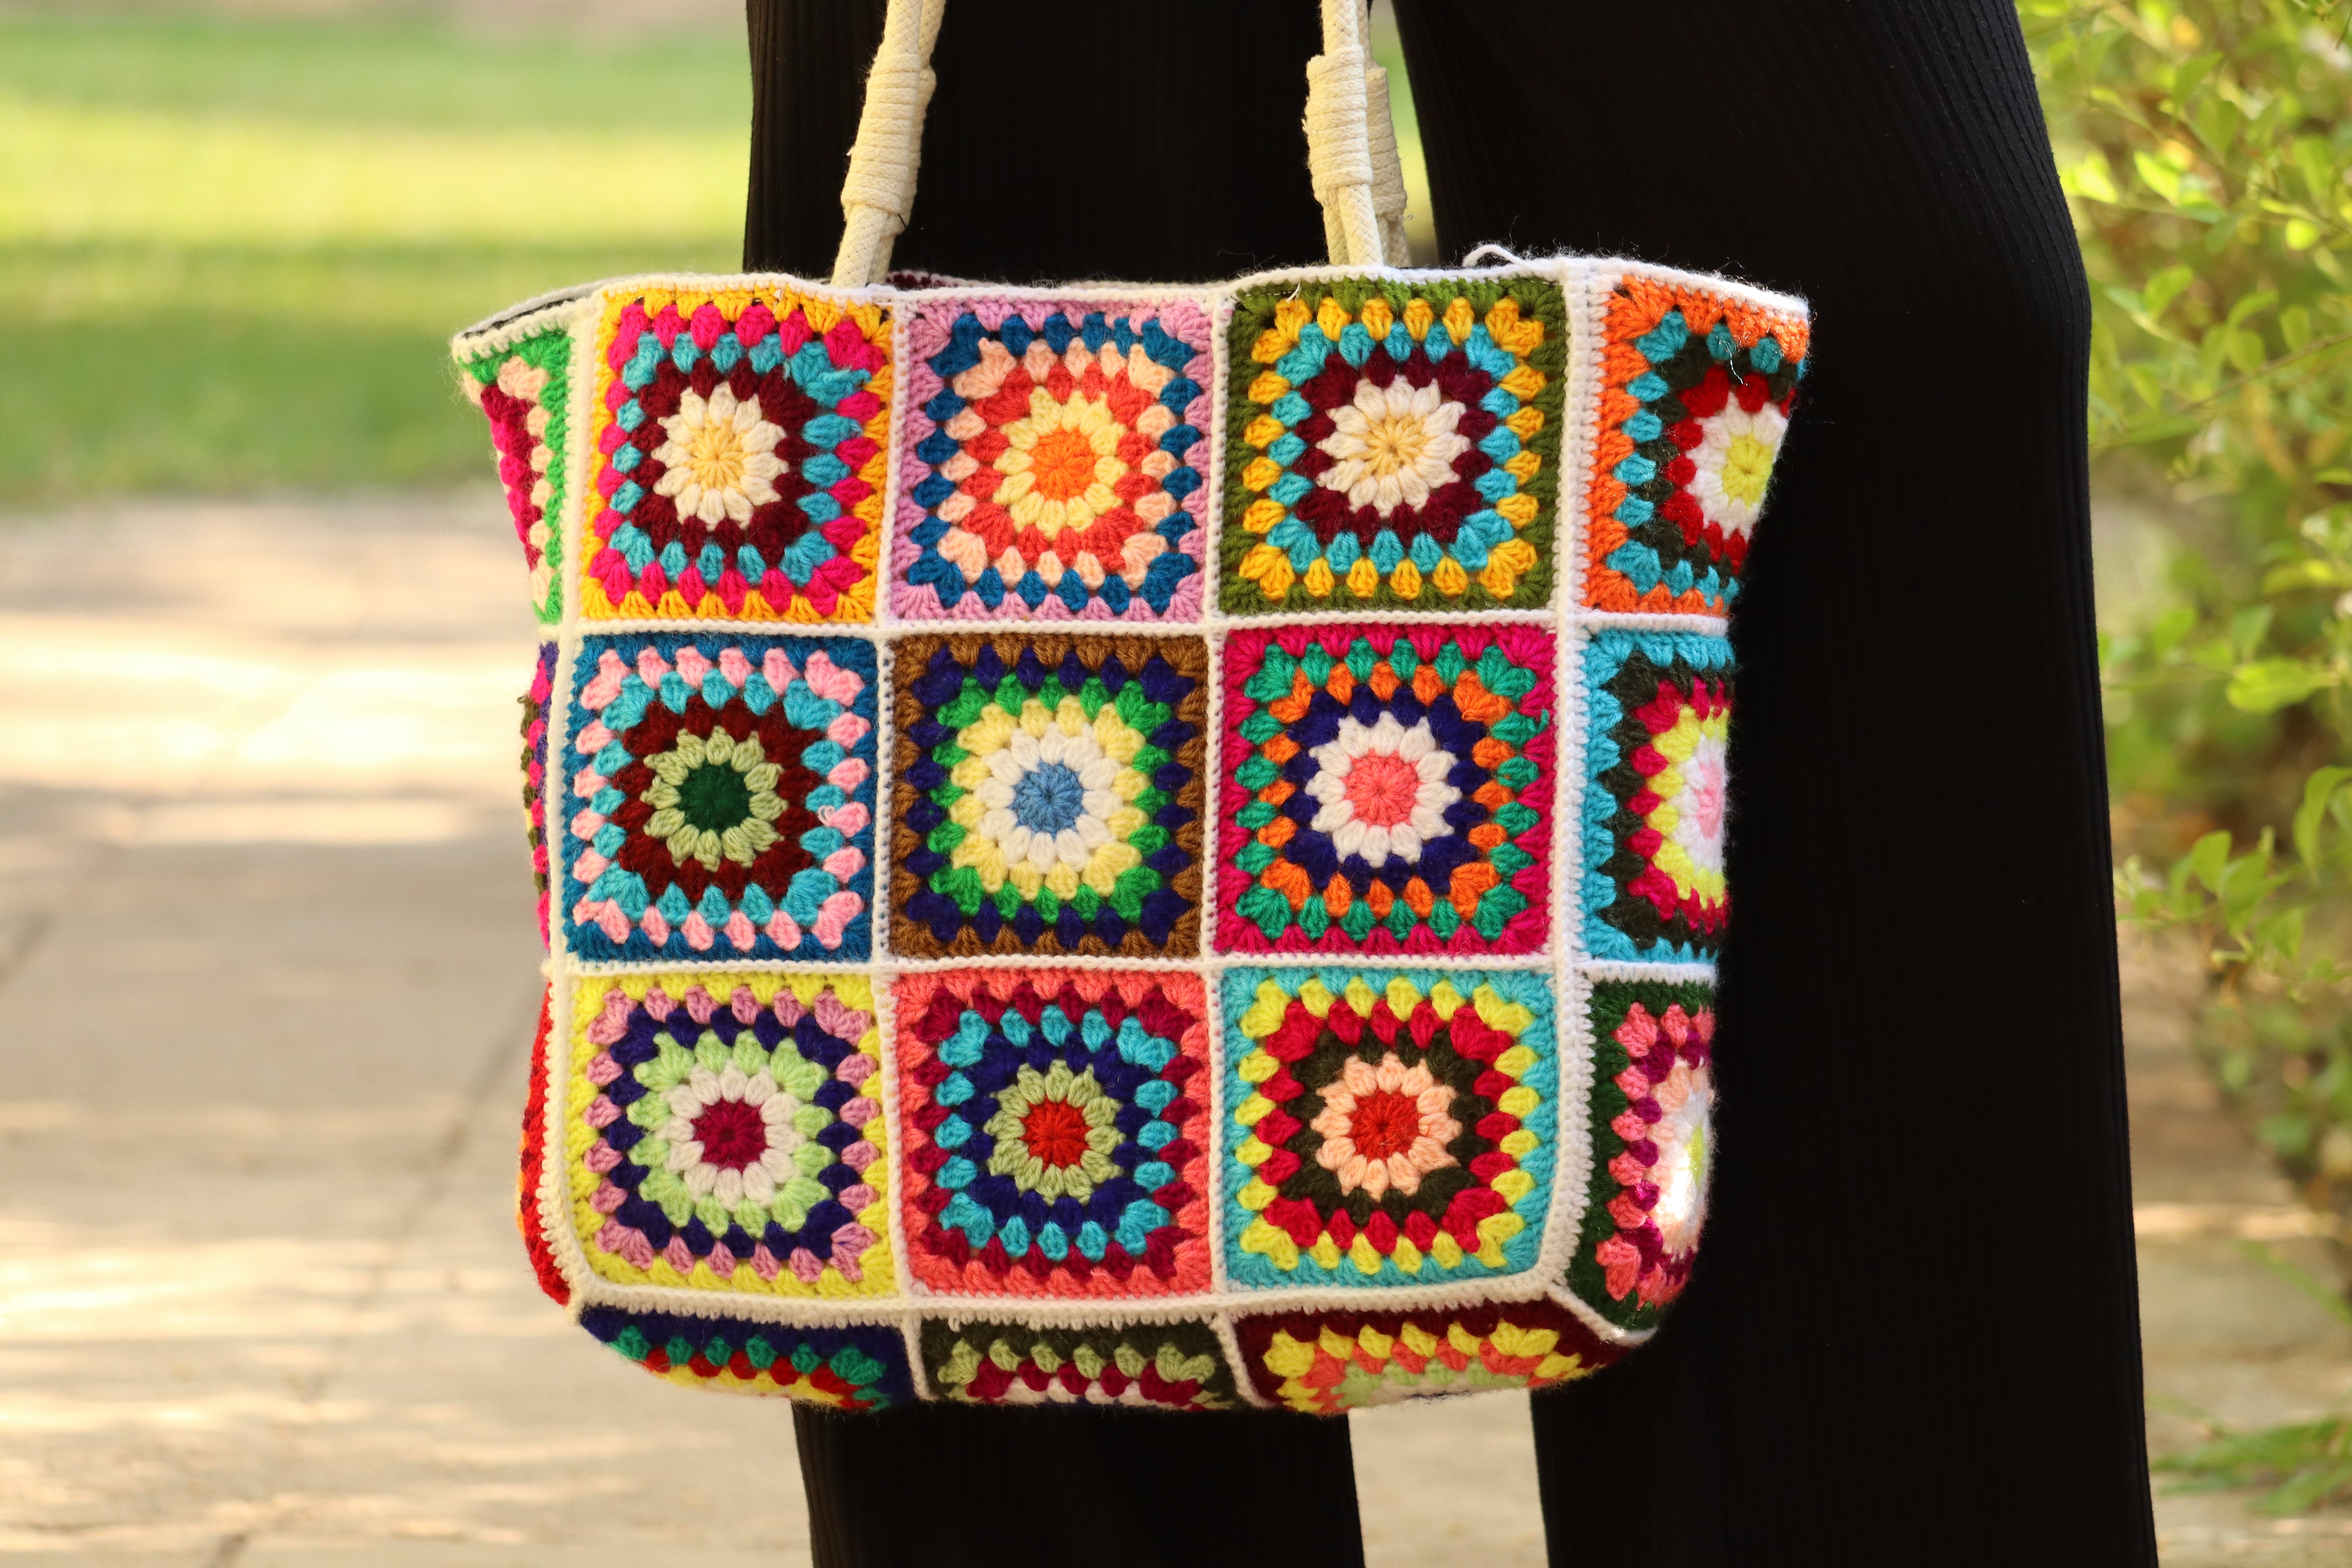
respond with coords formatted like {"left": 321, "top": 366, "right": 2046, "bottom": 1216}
{"left": 0, "top": 494, "right": 2340, "bottom": 1564}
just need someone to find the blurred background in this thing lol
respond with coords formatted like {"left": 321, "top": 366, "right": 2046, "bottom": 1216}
{"left": 0, "top": 0, "right": 2347, "bottom": 1562}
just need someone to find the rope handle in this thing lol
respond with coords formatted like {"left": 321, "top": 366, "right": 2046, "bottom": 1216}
{"left": 831, "top": 0, "right": 1409, "bottom": 286}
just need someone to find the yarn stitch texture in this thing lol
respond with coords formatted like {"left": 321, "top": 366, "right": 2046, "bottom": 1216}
{"left": 463, "top": 326, "right": 571, "bottom": 623}
{"left": 583, "top": 1304, "right": 913, "bottom": 1408}
{"left": 561, "top": 632, "right": 877, "bottom": 962}
{"left": 1580, "top": 630, "right": 1735, "bottom": 964}
{"left": 1566, "top": 978, "right": 1715, "bottom": 1329}
{"left": 893, "top": 297, "right": 1213, "bottom": 621}
{"left": 920, "top": 1316, "right": 1238, "bottom": 1410}
{"left": 893, "top": 967, "right": 1213, "bottom": 1297}
{"left": 566, "top": 970, "right": 892, "bottom": 1298}
{"left": 1233, "top": 1298, "right": 1621, "bottom": 1414}
{"left": 1219, "top": 967, "right": 1557, "bottom": 1291}
{"left": 522, "top": 642, "right": 557, "bottom": 945}
{"left": 1220, "top": 278, "right": 1565, "bottom": 613}
{"left": 1217, "top": 624, "right": 1555, "bottom": 955}
{"left": 452, "top": 253, "right": 1807, "bottom": 1413}
{"left": 887, "top": 633, "right": 1207, "bottom": 958}
{"left": 584, "top": 287, "right": 889, "bottom": 622}
{"left": 1584, "top": 277, "right": 1808, "bottom": 615}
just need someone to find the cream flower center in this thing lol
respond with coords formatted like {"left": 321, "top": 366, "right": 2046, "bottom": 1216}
{"left": 651, "top": 384, "right": 788, "bottom": 525}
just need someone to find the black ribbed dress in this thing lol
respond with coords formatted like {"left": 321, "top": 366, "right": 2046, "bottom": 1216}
{"left": 741, "top": 4, "right": 2157, "bottom": 1563}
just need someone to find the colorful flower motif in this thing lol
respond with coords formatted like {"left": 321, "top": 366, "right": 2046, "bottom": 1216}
{"left": 463, "top": 327, "right": 570, "bottom": 623}
{"left": 889, "top": 634, "right": 1205, "bottom": 958}
{"left": 1581, "top": 630, "right": 1733, "bottom": 962}
{"left": 1234, "top": 1301, "right": 1619, "bottom": 1414}
{"left": 895, "top": 968, "right": 1212, "bottom": 1297}
{"left": 1584, "top": 274, "right": 1809, "bottom": 615}
{"left": 584, "top": 286, "right": 887, "bottom": 621}
{"left": 521, "top": 641, "right": 555, "bottom": 946}
{"left": 1567, "top": 982, "right": 1716, "bottom": 1329}
{"left": 1310, "top": 1052, "right": 1461, "bottom": 1199}
{"left": 562, "top": 633, "right": 875, "bottom": 962}
{"left": 920, "top": 1319, "right": 1237, "bottom": 1410}
{"left": 1221, "top": 277, "right": 1564, "bottom": 613}
{"left": 1218, "top": 625, "right": 1553, "bottom": 954}
{"left": 566, "top": 972, "right": 891, "bottom": 1298}
{"left": 582, "top": 1305, "right": 912, "bottom": 1409}
{"left": 651, "top": 383, "right": 787, "bottom": 524}
{"left": 1220, "top": 968, "right": 1555, "bottom": 1290}
{"left": 896, "top": 299, "right": 1211, "bottom": 620}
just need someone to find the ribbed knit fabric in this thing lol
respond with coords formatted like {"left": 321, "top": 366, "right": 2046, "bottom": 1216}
{"left": 744, "top": 0, "right": 1329, "bottom": 283}
{"left": 1388, "top": 2, "right": 2156, "bottom": 1564}
{"left": 745, "top": 2, "right": 2156, "bottom": 1564}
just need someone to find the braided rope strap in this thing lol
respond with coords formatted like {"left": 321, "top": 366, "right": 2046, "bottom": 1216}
{"left": 831, "top": 0, "right": 946, "bottom": 287}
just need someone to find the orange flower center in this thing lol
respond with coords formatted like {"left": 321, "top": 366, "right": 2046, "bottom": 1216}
{"left": 1029, "top": 425, "right": 1098, "bottom": 502}
{"left": 1342, "top": 751, "right": 1420, "bottom": 828}
{"left": 1346, "top": 1089, "right": 1421, "bottom": 1160}
{"left": 1020, "top": 1098, "right": 1091, "bottom": 1167}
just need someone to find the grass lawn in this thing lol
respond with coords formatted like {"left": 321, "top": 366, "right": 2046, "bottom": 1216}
{"left": 0, "top": 9, "right": 1434, "bottom": 502}
{"left": 0, "top": 13, "right": 748, "bottom": 499}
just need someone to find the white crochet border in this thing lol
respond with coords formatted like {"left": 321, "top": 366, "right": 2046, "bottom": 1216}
{"left": 460, "top": 252, "right": 1804, "bottom": 1408}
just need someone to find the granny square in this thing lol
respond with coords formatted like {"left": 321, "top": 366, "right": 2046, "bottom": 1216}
{"left": 894, "top": 968, "right": 1212, "bottom": 1297}
{"left": 1220, "top": 967, "right": 1556, "bottom": 1290}
{"left": 921, "top": 1318, "right": 1238, "bottom": 1410}
{"left": 1584, "top": 276, "right": 1808, "bottom": 615}
{"left": 1232, "top": 1299, "right": 1620, "bottom": 1414}
{"left": 887, "top": 633, "right": 1207, "bottom": 958}
{"left": 1221, "top": 276, "right": 1565, "bottom": 614}
{"left": 1216, "top": 624, "right": 1555, "bottom": 955}
{"left": 582, "top": 1305, "right": 913, "bottom": 1410}
{"left": 1580, "top": 629, "right": 1733, "bottom": 963}
{"left": 561, "top": 632, "right": 877, "bottom": 962}
{"left": 893, "top": 297, "right": 1212, "bottom": 621}
{"left": 1566, "top": 978, "right": 1716, "bottom": 1331}
{"left": 523, "top": 641, "right": 556, "bottom": 947}
{"left": 565, "top": 971, "right": 892, "bottom": 1299}
{"left": 583, "top": 287, "right": 889, "bottom": 621}
{"left": 463, "top": 325, "right": 571, "bottom": 623}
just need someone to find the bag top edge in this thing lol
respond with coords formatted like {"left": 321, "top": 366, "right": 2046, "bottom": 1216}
{"left": 449, "top": 251, "right": 1813, "bottom": 361}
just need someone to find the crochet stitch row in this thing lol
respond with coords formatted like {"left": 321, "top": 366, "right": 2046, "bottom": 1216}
{"left": 455, "top": 253, "right": 1806, "bottom": 1413}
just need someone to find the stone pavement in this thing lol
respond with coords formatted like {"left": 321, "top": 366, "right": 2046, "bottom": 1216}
{"left": 0, "top": 493, "right": 2339, "bottom": 1565}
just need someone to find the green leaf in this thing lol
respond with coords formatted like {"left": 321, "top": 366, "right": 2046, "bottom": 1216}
{"left": 2279, "top": 303, "right": 2313, "bottom": 349}
{"left": 2135, "top": 148, "right": 2186, "bottom": 205}
{"left": 2188, "top": 830, "right": 2234, "bottom": 896}
{"left": 2293, "top": 766, "right": 2352, "bottom": 869}
{"left": 2227, "top": 657, "right": 2333, "bottom": 712}
{"left": 2260, "top": 558, "right": 2352, "bottom": 592}
{"left": 2066, "top": 150, "right": 2120, "bottom": 203}
{"left": 2193, "top": 95, "right": 2242, "bottom": 157}
{"left": 2292, "top": 135, "right": 2341, "bottom": 207}
{"left": 2169, "top": 51, "right": 2223, "bottom": 115}
{"left": 2149, "top": 604, "right": 2197, "bottom": 657}
{"left": 2143, "top": 263, "right": 2195, "bottom": 317}
{"left": 2228, "top": 328, "right": 2268, "bottom": 374}
{"left": 2225, "top": 290, "right": 2278, "bottom": 329}
{"left": 2230, "top": 605, "right": 2275, "bottom": 660}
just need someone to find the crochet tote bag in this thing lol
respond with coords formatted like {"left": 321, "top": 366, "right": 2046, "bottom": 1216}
{"left": 454, "top": 0, "right": 1809, "bottom": 1416}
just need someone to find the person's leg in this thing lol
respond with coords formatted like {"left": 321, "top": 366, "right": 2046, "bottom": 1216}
{"left": 744, "top": 7, "right": 1362, "bottom": 1566}
{"left": 794, "top": 1399, "right": 1365, "bottom": 1568}
{"left": 1390, "top": 2, "right": 2154, "bottom": 1562}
